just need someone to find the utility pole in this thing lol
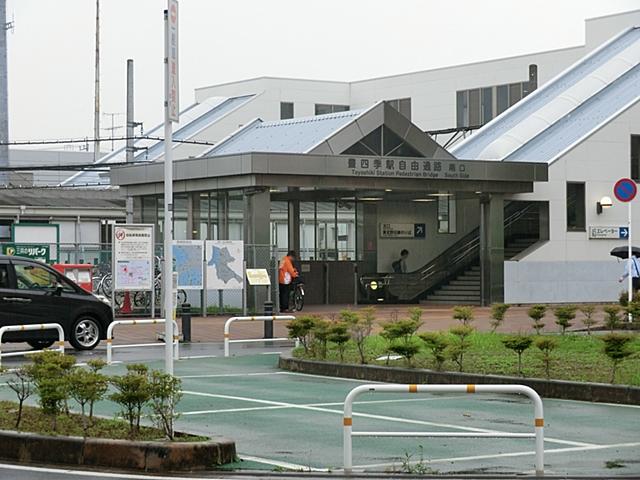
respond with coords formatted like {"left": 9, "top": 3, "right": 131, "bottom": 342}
{"left": 0, "top": 0, "right": 13, "bottom": 186}
{"left": 93, "top": 0, "right": 100, "bottom": 162}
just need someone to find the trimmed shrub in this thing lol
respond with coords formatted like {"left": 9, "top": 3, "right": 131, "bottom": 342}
{"left": 535, "top": 337, "right": 558, "bottom": 379}
{"left": 452, "top": 306, "right": 474, "bottom": 326}
{"left": 149, "top": 370, "right": 183, "bottom": 440}
{"left": 602, "top": 333, "right": 635, "bottom": 383}
{"left": 448, "top": 325, "right": 474, "bottom": 372}
{"left": 489, "top": 303, "right": 510, "bottom": 333}
{"left": 109, "top": 364, "right": 152, "bottom": 438}
{"left": 528, "top": 305, "right": 547, "bottom": 334}
{"left": 327, "top": 322, "right": 350, "bottom": 362}
{"left": 418, "top": 332, "right": 449, "bottom": 371}
{"left": 579, "top": 305, "right": 597, "bottom": 335}
{"left": 502, "top": 335, "right": 533, "bottom": 376}
{"left": 553, "top": 305, "right": 577, "bottom": 335}
{"left": 286, "top": 316, "right": 318, "bottom": 353}
{"left": 343, "top": 308, "right": 374, "bottom": 364}
{"left": 603, "top": 305, "right": 621, "bottom": 332}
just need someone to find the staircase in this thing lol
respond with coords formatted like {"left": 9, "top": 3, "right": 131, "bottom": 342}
{"left": 424, "top": 265, "right": 481, "bottom": 305}
{"left": 505, "top": 237, "right": 538, "bottom": 259}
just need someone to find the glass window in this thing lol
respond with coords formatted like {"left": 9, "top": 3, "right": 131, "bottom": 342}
{"left": 496, "top": 85, "right": 509, "bottom": 114}
{"left": 280, "top": 102, "right": 294, "bottom": 120}
{"left": 456, "top": 90, "right": 468, "bottom": 127}
{"left": 388, "top": 98, "right": 411, "bottom": 119}
{"left": 15, "top": 264, "right": 74, "bottom": 293}
{"left": 631, "top": 135, "right": 640, "bottom": 182}
{"left": 0, "top": 264, "right": 9, "bottom": 288}
{"left": 299, "top": 202, "right": 316, "bottom": 260}
{"left": 567, "top": 182, "right": 586, "bottom": 232}
{"left": 337, "top": 201, "right": 356, "bottom": 261}
{"left": 228, "top": 191, "right": 244, "bottom": 241}
{"left": 315, "top": 104, "right": 349, "bottom": 115}
{"left": 481, "top": 87, "right": 493, "bottom": 124}
{"left": 438, "top": 194, "right": 457, "bottom": 233}
{"left": 509, "top": 83, "right": 522, "bottom": 107}
{"left": 468, "top": 89, "right": 481, "bottom": 126}
{"left": 270, "top": 201, "right": 289, "bottom": 258}
{"left": 317, "top": 202, "right": 337, "bottom": 261}
{"left": 173, "top": 194, "right": 188, "bottom": 240}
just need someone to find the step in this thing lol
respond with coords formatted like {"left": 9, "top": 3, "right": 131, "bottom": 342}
{"left": 459, "top": 273, "right": 481, "bottom": 279}
{"left": 427, "top": 296, "right": 481, "bottom": 303}
{"left": 449, "top": 279, "right": 481, "bottom": 286}
{"left": 437, "top": 285, "right": 480, "bottom": 293}
{"left": 422, "top": 300, "right": 481, "bottom": 306}
{"left": 432, "top": 291, "right": 480, "bottom": 298}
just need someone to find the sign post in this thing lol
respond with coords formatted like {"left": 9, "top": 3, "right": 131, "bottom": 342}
{"left": 613, "top": 178, "right": 637, "bottom": 322}
{"left": 163, "top": 0, "right": 179, "bottom": 374}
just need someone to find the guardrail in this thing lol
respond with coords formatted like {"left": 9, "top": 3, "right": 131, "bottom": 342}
{"left": 343, "top": 383, "right": 544, "bottom": 476}
{"left": 224, "top": 315, "right": 296, "bottom": 357}
{"left": 106, "top": 319, "right": 179, "bottom": 364}
{"left": 0, "top": 323, "right": 65, "bottom": 367}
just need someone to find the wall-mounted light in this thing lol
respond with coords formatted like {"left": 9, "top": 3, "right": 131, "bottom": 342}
{"left": 597, "top": 196, "right": 613, "bottom": 214}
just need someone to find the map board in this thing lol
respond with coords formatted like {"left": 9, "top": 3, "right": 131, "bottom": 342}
{"left": 113, "top": 224, "right": 154, "bottom": 291}
{"left": 173, "top": 240, "right": 204, "bottom": 289}
{"left": 205, "top": 240, "right": 244, "bottom": 290}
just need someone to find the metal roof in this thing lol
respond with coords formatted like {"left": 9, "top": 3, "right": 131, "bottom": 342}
{"left": 452, "top": 27, "right": 640, "bottom": 163}
{"left": 60, "top": 94, "right": 255, "bottom": 187}
{"left": 202, "top": 109, "right": 365, "bottom": 156}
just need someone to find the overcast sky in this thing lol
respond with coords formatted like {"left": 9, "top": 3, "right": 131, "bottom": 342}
{"left": 5, "top": 0, "right": 640, "bottom": 149}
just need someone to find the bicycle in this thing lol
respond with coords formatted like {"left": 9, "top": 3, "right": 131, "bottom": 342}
{"left": 289, "top": 280, "right": 305, "bottom": 312}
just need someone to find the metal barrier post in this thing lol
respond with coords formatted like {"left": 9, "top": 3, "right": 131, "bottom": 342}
{"left": 182, "top": 303, "right": 191, "bottom": 342}
{"left": 264, "top": 301, "right": 274, "bottom": 339}
{"left": 0, "top": 323, "right": 65, "bottom": 367}
{"left": 343, "top": 383, "right": 544, "bottom": 476}
{"left": 224, "top": 315, "right": 295, "bottom": 357}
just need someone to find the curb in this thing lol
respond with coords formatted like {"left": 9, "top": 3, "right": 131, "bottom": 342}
{"left": 0, "top": 430, "right": 236, "bottom": 471}
{"left": 278, "top": 356, "right": 640, "bottom": 405}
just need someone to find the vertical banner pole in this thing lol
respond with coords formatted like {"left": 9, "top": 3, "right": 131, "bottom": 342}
{"left": 629, "top": 201, "right": 633, "bottom": 323}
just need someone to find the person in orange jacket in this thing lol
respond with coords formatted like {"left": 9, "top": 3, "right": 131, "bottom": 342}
{"left": 279, "top": 250, "right": 299, "bottom": 312}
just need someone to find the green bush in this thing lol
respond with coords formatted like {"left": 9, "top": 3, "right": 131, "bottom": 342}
{"left": 501, "top": 335, "right": 533, "bottom": 376}
{"left": 489, "top": 303, "right": 510, "bottom": 332}
{"left": 109, "top": 364, "right": 153, "bottom": 438}
{"left": 327, "top": 322, "right": 350, "bottom": 362}
{"left": 527, "top": 305, "right": 547, "bottom": 334}
{"left": 67, "top": 366, "right": 108, "bottom": 434}
{"left": 452, "top": 306, "right": 474, "bottom": 326}
{"left": 553, "top": 305, "right": 577, "bottom": 335}
{"left": 448, "top": 325, "right": 474, "bottom": 372}
{"left": 579, "top": 305, "right": 597, "bottom": 335}
{"left": 149, "top": 370, "right": 183, "bottom": 440}
{"left": 418, "top": 332, "right": 449, "bottom": 371}
{"left": 389, "top": 342, "right": 421, "bottom": 366}
{"left": 535, "top": 337, "right": 558, "bottom": 379}
{"left": 311, "top": 318, "right": 331, "bottom": 359}
{"left": 343, "top": 308, "right": 374, "bottom": 364}
{"left": 381, "top": 314, "right": 423, "bottom": 365}
{"left": 626, "top": 301, "right": 640, "bottom": 322}
{"left": 286, "top": 316, "right": 317, "bottom": 353}
{"left": 603, "top": 305, "right": 621, "bottom": 332}
{"left": 618, "top": 290, "right": 640, "bottom": 307}
{"left": 602, "top": 333, "right": 635, "bottom": 383}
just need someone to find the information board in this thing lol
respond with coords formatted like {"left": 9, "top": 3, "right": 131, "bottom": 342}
{"left": 2, "top": 243, "right": 50, "bottom": 263}
{"left": 172, "top": 240, "right": 204, "bottom": 289}
{"left": 205, "top": 240, "right": 244, "bottom": 290}
{"left": 380, "top": 223, "right": 426, "bottom": 239}
{"left": 113, "top": 224, "right": 154, "bottom": 291}
{"left": 588, "top": 226, "right": 629, "bottom": 239}
{"left": 246, "top": 268, "right": 271, "bottom": 286}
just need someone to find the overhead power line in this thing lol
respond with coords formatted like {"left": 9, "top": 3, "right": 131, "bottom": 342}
{"left": 0, "top": 135, "right": 215, "bottom": 147}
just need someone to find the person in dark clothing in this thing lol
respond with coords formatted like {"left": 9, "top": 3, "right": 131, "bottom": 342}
{"left": 392, "top": 249, "right": 409, "bottom": 273}
{"left": 278, "top": 250, "right": 298, "bottom": 312}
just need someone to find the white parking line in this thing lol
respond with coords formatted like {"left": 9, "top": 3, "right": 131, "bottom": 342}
{"left": 180, "top": 371, "right": 288, "bottom": 379}
{"left": 181, "top": 390, "right": 592, "bottom": 447}
{"left": 0, "top": 462, "right": 222, "bottom": 479}
{"left": 351, "top": 441, "right": 640, "bottom": 471}
{"left": 239, "top": 454, "right": 328, "bottom": 472}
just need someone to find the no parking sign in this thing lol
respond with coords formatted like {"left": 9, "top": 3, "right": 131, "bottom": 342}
{"left": 614, "top": 178, "right": 637, "bottom": 323}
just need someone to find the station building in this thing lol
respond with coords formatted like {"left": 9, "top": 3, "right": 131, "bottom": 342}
{"left": 41, "top": 9, "right": 640, "bottom": 304}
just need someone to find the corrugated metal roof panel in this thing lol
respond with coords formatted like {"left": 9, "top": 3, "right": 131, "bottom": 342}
{"left": 204, "top": 109, "right": 364, "bottom": 156}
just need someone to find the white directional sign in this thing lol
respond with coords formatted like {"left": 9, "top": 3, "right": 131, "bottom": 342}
{"left": 588, "top": 226, "right": 629, "bottom": 239}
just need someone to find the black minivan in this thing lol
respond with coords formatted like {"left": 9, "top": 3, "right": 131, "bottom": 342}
{"left": 0, "top": 255, "right": 113, "bottom": 350}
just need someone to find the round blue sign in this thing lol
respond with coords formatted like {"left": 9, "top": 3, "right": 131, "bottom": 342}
{"left": 614, "top": 178, "right": 637, "bottom": 203}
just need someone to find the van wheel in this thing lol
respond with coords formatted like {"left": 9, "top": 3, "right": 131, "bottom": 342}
{"left": 27, "top": 340, "right": 55, "bottom": 350}
{"left": 70, "top": 316, "right": 101, "bottom": 350}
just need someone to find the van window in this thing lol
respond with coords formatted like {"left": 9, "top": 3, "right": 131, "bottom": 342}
{"left": 0, "top": 264, "right": 9, "bottom": 288}
{"left": 14, "top": 264, "right": 74, "bottom": 293}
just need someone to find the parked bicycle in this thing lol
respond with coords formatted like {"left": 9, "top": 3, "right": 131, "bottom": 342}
{"left": 289, "top": 279, "right": 305, "bottom": 312}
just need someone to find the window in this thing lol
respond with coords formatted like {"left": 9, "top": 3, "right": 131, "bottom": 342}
{"left": 280, "top": 102, "right": 294, "bottom": 120}
{"left": 0, "top": 264, "right": 9, "bottom": 288}
{"left": 632, "top": 135, "right": 640, "bottom": 182}
{"left": 509, "top": 83, "right": 522, "bottom": 107}
{"left": 14, "top": 264, "right": 74, "bottom": 293}
{"left": 481, "top": 87, "right": 493, "bottom": 124}
{"left": 468, "top": 89, "right": 481, "bottom": 126}
{"left": 314, "top": 104, "right": 349, "bottom": 115}
{"left": 388, "top": 98, "right": 412, "bottom": 119}
{"left": 567, "top": 182, "right": 586, "bottom": 231}
{"left": 456, "top": 91, "right": 468, "bottom": 127}
{"left": 496, "top": 85, "right": 509, "bottom": 115}
{"left": 437, "top": 194, "right": 457, "bottom": 233}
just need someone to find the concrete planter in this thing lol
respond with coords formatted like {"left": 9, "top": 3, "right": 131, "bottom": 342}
{"left": 279, "top": 355, "right": 640, "bottom": 405}
{"left": 0, "top": 430, "right": 236, "bottom": 471}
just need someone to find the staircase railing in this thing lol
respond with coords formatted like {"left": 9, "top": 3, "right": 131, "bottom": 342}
{"left": 373, "top": 201, "right": 537, "bottom": 301}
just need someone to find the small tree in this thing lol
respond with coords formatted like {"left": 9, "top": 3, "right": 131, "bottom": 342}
{"left": 381, "top": 315, "right": 423, "bottom": 365}
{"left": 286, "top": 316, "right": 317, "bottom": 353}
{"left": 489, "top": 303, "right": 510, "bottom": 333}
{"left": 603, "top": 305, "right": 621, "bottom": 332}
{"left": 87, "top": 359, "right": 107, "bottom": 420}
{"left": 448, "top": 325, "right": 474, "bottom": 372}
{"left": 502, "top": 335, "right": 533, "bottom": 376}
{"left": 553, "top": 305, "right": 577, "bottom": 335}
{"left": 149, "top": 370, "right": 183, "bottom": 440}
{"left": 6, "top": 367, "right": 33, "bottom": 430}
{"left": 602, "top": 333, "right": 634, "bottom": 383}
{"left": 579, "top": 305, "right": 597, "bottom": 335}
{"left": 343, "top": 308, "right": 374, "bottom": 364}
{"left": 29, "top": 351, "right": 75, "bottom": 431}
{"left": 110, "top": 364, "right": 152, "bottom": 438}
{"left": 535, "top": 337, "right": 558, "bottom": 379}
{"left": 327, "top": 322, "right": 350, "bottom": 362}
{"left": 311, "top": 318, "right": 331, "bottom": 359}
{"left": 67, "top": 367, "right": 108, "bottom": 434}
{"left": 452, "top": 306, "right": 474, "bottom": 326}
{"left": 418, "top": 332, "right": 449, "bottom": 371}
{"left": 527, "top": 305, "right": 547, "bottom": 334}
{"left": 626, "top": 301, "right": 640, "bottom": 323}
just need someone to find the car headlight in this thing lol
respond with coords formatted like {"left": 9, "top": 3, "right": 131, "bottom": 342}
{"left": 369, "top": 281, "right": 378, "bottom": 291}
